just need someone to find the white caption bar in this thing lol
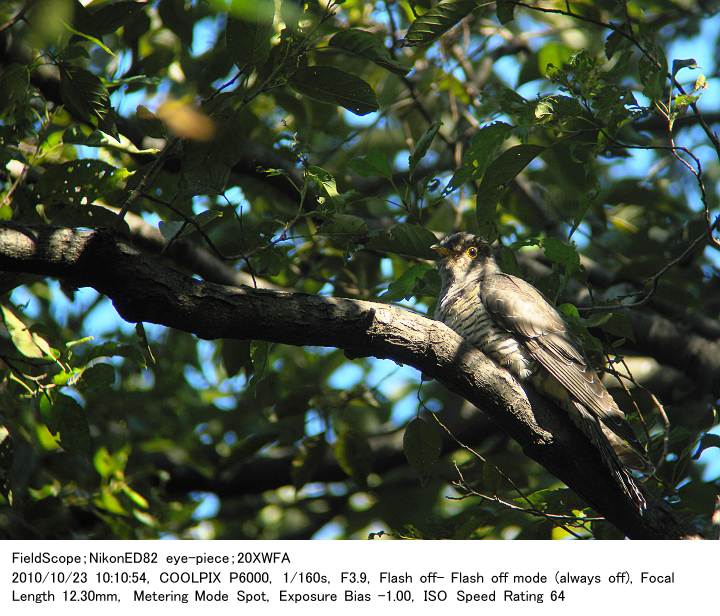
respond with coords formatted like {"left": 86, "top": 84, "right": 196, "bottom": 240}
{"left": 0, "top": 539, "right": 715, "bottom": 615}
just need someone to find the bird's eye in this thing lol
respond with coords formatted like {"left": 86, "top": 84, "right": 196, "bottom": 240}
{"left": 466, "top": 246, "right": 478, "bottom": 259}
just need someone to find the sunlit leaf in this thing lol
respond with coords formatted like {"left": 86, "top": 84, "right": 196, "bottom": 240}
{"left": 306, "top": 166, "right": 340, "bottom": 200}
{"left": 402, "top": 0, "right": 476, "bottom": 47}
{"left": 1, "top": 306, "right": 55, "bottom": 360}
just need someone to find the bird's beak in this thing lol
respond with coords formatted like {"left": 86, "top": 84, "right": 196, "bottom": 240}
{"left": 430, "top": 243, "right": 450, "bottom": 258}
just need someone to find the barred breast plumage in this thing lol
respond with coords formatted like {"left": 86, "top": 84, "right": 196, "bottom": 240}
{"left": 435, "top": 273, "right": 535, "bottom": 379}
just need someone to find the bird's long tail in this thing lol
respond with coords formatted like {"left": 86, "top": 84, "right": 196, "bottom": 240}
{"left": 570, "top": 401, "right": 647, "bottom": 512}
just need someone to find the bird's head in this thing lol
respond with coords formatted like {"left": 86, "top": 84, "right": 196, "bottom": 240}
{"left": 431, "top": 232, "right": 494, "bottom": 284}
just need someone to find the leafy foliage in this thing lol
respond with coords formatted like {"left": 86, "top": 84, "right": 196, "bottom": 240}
{"left": 0, "top": 0, "right": 718, "bottom": 540}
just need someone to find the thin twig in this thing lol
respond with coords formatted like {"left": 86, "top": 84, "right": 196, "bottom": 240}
{"left": 605, "top": 360, "right": 671, "bottom": 474}
{"left": 0, "top": 0, "right": 36, "bottom": 34}
{"left": 509, "top": 0, "right": 720, "bottom": 245}
{"left": 560, "top": 119, "right": 718, "bottom": 311}
{"left": 450, "top": 461, "right": 603, "bottom": 525}
{"left": 115, "top": 2, "right": 341, "bottom": 229}
{"left": 427, "top": 408, "right": 597, "bottom": 537}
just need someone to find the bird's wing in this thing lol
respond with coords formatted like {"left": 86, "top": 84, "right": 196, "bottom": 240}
{"left": 481, "top": 272, "right": 634, "bottom": 439}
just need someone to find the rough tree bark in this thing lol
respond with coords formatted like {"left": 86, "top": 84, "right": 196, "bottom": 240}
{"left": 0, "top": 223, "right": 702, "bottom": 539}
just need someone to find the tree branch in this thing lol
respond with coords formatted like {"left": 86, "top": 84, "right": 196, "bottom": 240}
{"left": 519, "top": 252, "right": 720, "bottom": 396}
{"left": 0, "top": 223, "right": 700, "bottom": 539}
{"left": 0, "top": 0, "right": 35, "bottom": 35}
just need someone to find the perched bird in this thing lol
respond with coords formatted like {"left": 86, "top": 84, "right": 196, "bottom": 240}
{"left": 432, "top": 232, "right": 649, "bottom": 511}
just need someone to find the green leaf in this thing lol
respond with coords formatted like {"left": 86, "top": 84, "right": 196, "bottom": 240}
{"left": 87, "top": 1, "right": 147, "bottom": 36}
{"left": 542, "top": 237, "right": 581, "bottom": 275}
{"left": 225, "top": 0, "right": 274, "bottom": 69}
{"left": 62, "top": 126, "right": 107, "bottom": 147}
{"left": 601, "top": 312, "right": 635, "bottom": 342}
{"left": 319, "top": 214, "right": 368, "bottom": 242}
{"left": 158, "top": 220, "right": 186, "bottom": 242}
{"left": 558, "top": 303, "right": 580, "bottom": 319}
{"left": 366, "top": 223, "right": 438, "bottom": 259}
{"left": 1, "top": 306, "right": 55, "bottom": 360}
{"left": 65, "top": 336, "right": 95, "bottom": 349}
{"left": 402, "top": 0, "right": 476, "bottom": 47}
{"left": 604, "top": 30, "right": 626, "bottom": 60}
{"left": 289, "top": 67, "right": 379, "bottom": 116}
{"left": 306, "top": 165, "right": 340, "bottom": 200}
{"left": 208, "top": 0, "right": 282, "bottom": 20}
{"left": 537, "top": 41, "right": 573, "bottom": 77}
{"left": 157, "top": 0, "right": 194, "bottom": 42}
{"left": 496, "top": 0, "right": 515, "bottom": 24}
{"left": 674, "top": 93, "right": 700, "bottom": 111}
{"left": 35, "top": 160, "right": 129, "bottom": 207}
{"left": 0, "top": 426, "right": 13, "bottom": 503}
{"left": 671, "top": 58, "right": 698, "bottom": 78}
{"left": 135, "top": 322, "right": 155, "bottom": 365}
{"left": 222, "top": 339, "right": 252, "bottom": 377}
{"left": 329, "top": 29, "right": 409, "bottom": 76}
{"left": 409, "top": 121, "right": 441, "bottom": 178}
{"left": 381, "top": 264, "right": 434, "bottom": 301}
{"left": 403, "top": 417, "right": 442, "bottom": 480}
{"left": 693, "top": 434, "right": 720, "bottom": 459}
{"left": 40, "top": 394, "right": 91, "bottom": 458}
{"left": 94, "top": 447, "right": 123, "bottom": 480}
{"left": 639, "top": 54, "right": 666, "bottom": 101}
{"left": 0, "top": 63, "right": 30, "bottom": 114}
{"left": 181, "top": 143, "right": 232, "bottom": 194}
{"left": 87, "top": 341, "right": 145, "bottom": 365}
{"left": 481, "top": 462, "right": 501, "bottom": 494}
{"left": 291, "top": 435, "right": 327, "bottom": 491}
{"left": 53, "top": 368, "right": 83, "bottom": 387}
{"left": 517, "top": 487, "right": 586, "bottom": 513}
{"left": 59, "top": 64, "right": 111, "bottom": 123}
{"left": 121, "top": 483, "right": 149, "bottom": 509}
{"left": 447, "top": 122, "right": 512, "bottom": 192}
{"left": 61, "top": 20, "right": 115, "bottom": 56}
{"left": 349, "top": 150, "right": 393, "bottom": 179}
{"left": 477, "top": 144, "right": 544, "bottom": 201}
{"left": 334, "top": 431, "right": 372, "bottom": 487}
{"left": 249, "top": 340, "right": 270, "bottom": 389}
{"left": 81, "top": 363, "right": 115, "bottom": 392}
{"left": 476, "top": 144, "right": 545, "bottom": 240}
